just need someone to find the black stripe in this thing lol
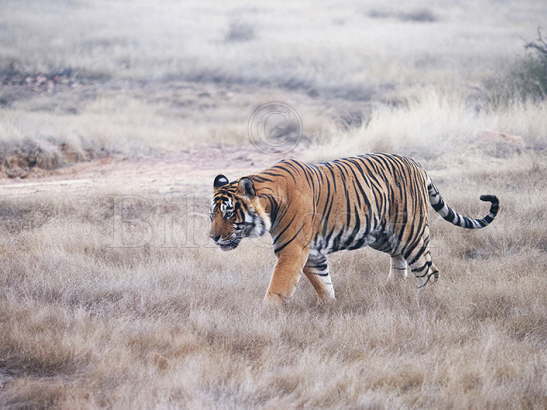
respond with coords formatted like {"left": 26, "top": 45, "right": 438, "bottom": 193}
{"left": 275, "top": 224, "right": 305, "bottom": 253}
{"left": 272, "top": 213, "right": 297, "bottom": 243}
{"left": 432, "top": 200, "right": 444, "bottom": 211}
{"left": 411, "top": 260, "right": 432, "bottom": 274}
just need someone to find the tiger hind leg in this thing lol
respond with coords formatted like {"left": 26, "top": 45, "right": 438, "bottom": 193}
{"left": 387, "top": 255, "right": 408, "bottom": 280}
{"left": 303, "top": 253, "right": 335, "bottom": 301}
{"left": 406, "top": 247, "right": 439, "bottom": 288}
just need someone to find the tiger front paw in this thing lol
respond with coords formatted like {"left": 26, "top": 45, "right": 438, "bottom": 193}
{"left": 316, "top": 294, "right": 336, "bottom": 304}
{"left": 263, "top": 292, "right": 286, "bottom": 306}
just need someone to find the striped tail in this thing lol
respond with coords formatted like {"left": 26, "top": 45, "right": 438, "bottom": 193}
{"left": 427, "top": 179, "right": 499, "bottom": 229}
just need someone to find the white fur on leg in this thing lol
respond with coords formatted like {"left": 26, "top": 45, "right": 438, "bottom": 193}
{"left": 388, "top": 255, "right": 408, "bottom": 280}
{"left": 318, "top": 272, "right": 335, "bottom": 299}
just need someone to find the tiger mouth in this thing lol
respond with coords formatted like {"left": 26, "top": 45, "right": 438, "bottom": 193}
{"left": 218, "top": 240, "right": 240, "bottom": 251}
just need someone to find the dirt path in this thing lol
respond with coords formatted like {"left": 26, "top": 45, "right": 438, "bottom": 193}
{"left": 0, "top": 145, "right": 296, "bottom": 198}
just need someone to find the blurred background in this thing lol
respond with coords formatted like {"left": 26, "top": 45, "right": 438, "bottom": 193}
{"left": 0, "top": 0, "right": 546, "bottom": 176}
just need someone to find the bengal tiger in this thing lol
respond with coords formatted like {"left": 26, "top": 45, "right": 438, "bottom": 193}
{"left": 209, "top": 153, "right": 499, "bottom": 304}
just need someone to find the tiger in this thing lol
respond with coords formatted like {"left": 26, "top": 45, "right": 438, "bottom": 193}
{"left": 209, "top": 153, "right": 499, "bottom": 304}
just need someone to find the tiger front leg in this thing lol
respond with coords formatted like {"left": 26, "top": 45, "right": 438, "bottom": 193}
{"left": 264, "top": 246, "right": 309, "bottom": 305}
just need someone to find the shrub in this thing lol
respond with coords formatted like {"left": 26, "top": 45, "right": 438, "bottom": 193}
{"left": 367, "top": 8, "right": 438, "bottom": 23}
{"left": 398, "top": 9, "right": 437, "bottom": 23}
{"left": 225, "top": 21, "right": 256, "bottom": 42}
{"left": 482, "top": 28, "right": 547, "bottom": 107}
{"left": 519, "top": 27, "right": 547, "bottom": 99}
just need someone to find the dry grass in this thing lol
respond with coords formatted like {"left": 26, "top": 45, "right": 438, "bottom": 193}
{"left": 1, "top": 0, "right": 547, "bottom": 408}
{"left": 1, "top": 152, "right": 546, "bottom": 409}
{"left": 1, "top": 0, "right": 544, "bottom": 93}
{"left": 304, "top": 88, "right": 547, "bottom": 162}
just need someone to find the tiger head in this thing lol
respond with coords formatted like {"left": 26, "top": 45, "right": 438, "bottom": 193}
{"left": 209, "top": 174, "right": 271, "bottom": 251}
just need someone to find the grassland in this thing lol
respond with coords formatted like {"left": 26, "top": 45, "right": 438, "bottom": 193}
{"left": 0, "top": 0, "right": 546, "bottom": 408}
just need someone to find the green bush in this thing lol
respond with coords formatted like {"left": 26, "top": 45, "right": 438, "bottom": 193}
{"left": 516, "top": 28, "right": 547, "bottom": 99}
{"left": 484, "top": 28, "right": 547, "bottom": 107}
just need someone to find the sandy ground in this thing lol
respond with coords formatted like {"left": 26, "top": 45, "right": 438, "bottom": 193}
{"left": 0, "top": 147, "right": 292, "bottom": 198}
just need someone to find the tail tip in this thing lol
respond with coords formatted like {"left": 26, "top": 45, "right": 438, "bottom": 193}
{"left": 480, "top": 194, "right": 498, "bottom": 204}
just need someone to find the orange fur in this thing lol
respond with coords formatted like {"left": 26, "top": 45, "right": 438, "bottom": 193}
{"left": 210, "top": 154, "right": 499, "bottom": 303}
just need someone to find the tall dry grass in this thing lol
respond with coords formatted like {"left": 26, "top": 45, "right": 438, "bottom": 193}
{"left": 1, "top": 0, "right": 546, "bottom": 408}
{"left": 1, "top": 151, "right": 546, "bottom": 408}
{"left": 304, "top": 88, "right": 547, "bottom": 161}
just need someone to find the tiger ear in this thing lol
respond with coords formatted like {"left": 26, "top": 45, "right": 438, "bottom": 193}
{"left": 238, "top": 177, "right": 255, "bottom": 197}
{"left": 214, "top": 174, "right": 229, "bottom": 189}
